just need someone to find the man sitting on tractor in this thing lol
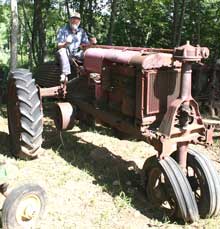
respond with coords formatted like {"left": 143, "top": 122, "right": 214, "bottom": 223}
{"left": 57, "top": 10, "right": 97, "bottom": 82}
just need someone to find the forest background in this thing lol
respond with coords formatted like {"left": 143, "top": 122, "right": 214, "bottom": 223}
{"left": 0, "top": 0, "right": 220, "bottom": 73}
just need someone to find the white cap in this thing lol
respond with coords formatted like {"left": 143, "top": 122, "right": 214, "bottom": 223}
{"left": 69, "top": 10, "right": 81, "bottom": 19}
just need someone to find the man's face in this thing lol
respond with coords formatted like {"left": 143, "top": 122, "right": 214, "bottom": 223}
{"left": 70, "top": 17, "right": 80, "bottom": 26}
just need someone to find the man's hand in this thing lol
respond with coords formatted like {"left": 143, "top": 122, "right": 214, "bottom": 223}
{"left": 66, "top": 35, "right": 73, "bottom": 44}
{"left": 58, "top": 35, "right": 72, "bottom": 49}
{"left": 90, "top": 37, "right": 97, "bottom": 45}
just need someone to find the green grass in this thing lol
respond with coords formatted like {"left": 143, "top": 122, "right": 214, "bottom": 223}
{"left": 1, "top": 104, "right": 220, "bottom": 228}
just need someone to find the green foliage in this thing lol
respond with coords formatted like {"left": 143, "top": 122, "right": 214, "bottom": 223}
{"left": 0, "top": 3, "right": 10, "bottom": 65}
{"left": 111, "top": 0, "right": 172, "bottom": 47}
{"left": 1, "top": 0, "right": 220, "bottom": 68}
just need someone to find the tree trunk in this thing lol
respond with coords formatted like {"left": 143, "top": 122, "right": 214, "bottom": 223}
{"left": 38, "top": 7, "right": 46, "bottom": 65}
{"left": 176, "top": 0, "right": 186, "bottom": 46}
{"left": 32, "top": 1, "right": 38, "bottom": 66}
{"left": 79, "top": 0, "right": 85, "bottom": 23}
{"left": 107, "top": 0, "right": 117, "bottom": 45}
{"left": 88, "top": 0, "right": 93, "bottom": 34}
{"left": 33, "top": 0, "right": 46, "bottom": 66}
{"left": 20, "top": 3, "right": 33, "bottom": 69}
{"left": 196, "top": 0, "right": 201, "bottom": 44}
{"left": 10, "top": 0, "right": 18, "bottom": 71}
{"left": 172, "top": 0, "right": 179, "bottom": 47}
{"left": 65, "top": 0, "right": 70, "bottom": 17}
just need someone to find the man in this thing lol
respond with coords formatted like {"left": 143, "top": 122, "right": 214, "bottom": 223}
{"left": 57, "top": 11, "right": 96, "bottom": 82}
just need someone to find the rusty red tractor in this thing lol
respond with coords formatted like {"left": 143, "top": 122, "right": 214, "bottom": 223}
{"left": 7, "top": 41, "right": 220, "bottom": 223}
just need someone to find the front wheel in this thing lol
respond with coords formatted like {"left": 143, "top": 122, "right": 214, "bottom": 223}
{"left": 142, "top": 155, "right": 199, "bottom": 223}
{"left": 186, "top": 149, "right": 220, "bottom": 218}
{"left": 2, "top": 184, "right": 46, "bottom": 229}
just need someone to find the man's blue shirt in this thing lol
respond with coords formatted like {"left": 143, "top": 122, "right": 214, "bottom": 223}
{"left": 57, "top": 24, "right": 89, "bottom": 55}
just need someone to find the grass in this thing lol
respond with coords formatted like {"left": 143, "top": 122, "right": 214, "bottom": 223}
{"left": 114, "top": 191, "right": 132, "bottom": 212}
{"left": 0, "top": 104, "right": 220, "bottom": 228}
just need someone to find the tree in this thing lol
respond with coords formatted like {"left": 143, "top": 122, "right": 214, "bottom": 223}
{"left": 172, "top": 0, "right": 179, "bottom": 46}
{"left": 107, "top": 0, "right": 117, "bottom": 45}
{"left": 172, "top": 0, "right": 186, "bottom": 47}
{"left": 176, "top": 0, "right": 186, "bottom": 46}
{"left": 10, "top": 0, "right": 18, "bottom": 71}
{"left": 1, "top": 0, "right": 220, "bottom": 69}
{"left": 32, "top": 0, "right": 46, "bottom": 66}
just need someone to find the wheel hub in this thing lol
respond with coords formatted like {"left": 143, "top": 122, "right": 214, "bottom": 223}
{"left": 16, "top": 194, "right": 41, "bottom": 224}
{"left": 23, "top": 204, "right": 36, "bottom": 220}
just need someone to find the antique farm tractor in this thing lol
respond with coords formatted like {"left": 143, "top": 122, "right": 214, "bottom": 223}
{"left": 7, "top": 41, "right": 220, "bottom": 223}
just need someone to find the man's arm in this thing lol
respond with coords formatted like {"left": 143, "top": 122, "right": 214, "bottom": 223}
{"left": 57, "top": 26, "right": 71, "bottom": 49}
{"left": 81, "top": 29, "right": 90, "bottom": 45}
{"left": 81, "top": 29, "right": 97, "bottom": 45}
{"left": 58, "top": 35, "right": 73, "bottom": 49}
{"left": 58, "top": 42, "right": 67, "bottom": 49}
{"left": 89, "top": 37, "right": 97, "bottom": 45}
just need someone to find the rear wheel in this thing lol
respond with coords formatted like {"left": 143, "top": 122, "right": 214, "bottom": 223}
{"left": 7, "top": 69, "right": 43, "bottom": 159}
{"left": 34, "top": 61, "right": 61, "bottom": 87}
{"left": 34, "top": 61, "right": 76, "bottom": 87}
{"left": 142, "top": 155, "right": 199, "bottom": 223}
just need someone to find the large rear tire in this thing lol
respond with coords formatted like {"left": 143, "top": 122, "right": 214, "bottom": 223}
{"left": 7, "top": 69, "right": 43, "bottom": 159}
{"left": 34, "top": 61, "right": 61, "bottom": 87}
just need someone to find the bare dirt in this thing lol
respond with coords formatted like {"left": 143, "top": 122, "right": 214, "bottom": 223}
{"left": 0, "top": 105, "right": 220, "bottom": 229}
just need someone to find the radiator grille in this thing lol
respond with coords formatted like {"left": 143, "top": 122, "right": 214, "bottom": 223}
{"left": 147, "top": 72, "right": 159, "bottom": 114}
{"left": 145, "top": 69, "right": 180, "bottom": 115}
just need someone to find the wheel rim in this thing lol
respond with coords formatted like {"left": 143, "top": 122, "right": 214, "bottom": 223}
{"left": 186, "top": 162, "right": 206, "bottom": 210}
{"left": 143, "top": 156, "right": 199, "bottom": 222}
{"left": 16, "top": 194, "right": 41, "bottom": 225}
{"left": 146, "top": 165, "right": 178, "bottom": 217}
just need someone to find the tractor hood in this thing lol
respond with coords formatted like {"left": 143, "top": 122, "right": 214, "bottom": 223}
{"left": 84, "top": 47, "right": 181, "bottom": 74}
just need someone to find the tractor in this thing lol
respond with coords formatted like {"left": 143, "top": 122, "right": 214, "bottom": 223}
{"left": 7, "top": 41, "right": 220, "bottom": 223}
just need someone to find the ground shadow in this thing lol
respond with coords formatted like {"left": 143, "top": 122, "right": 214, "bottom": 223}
{"left": 42, "top": 120, "right": 182, "bottom": 224}
{"left": 0, "top": 131, "right": 13, "bottom": 158}
{"left": 0, "top": 104, "right": 183, "bottom": 224}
